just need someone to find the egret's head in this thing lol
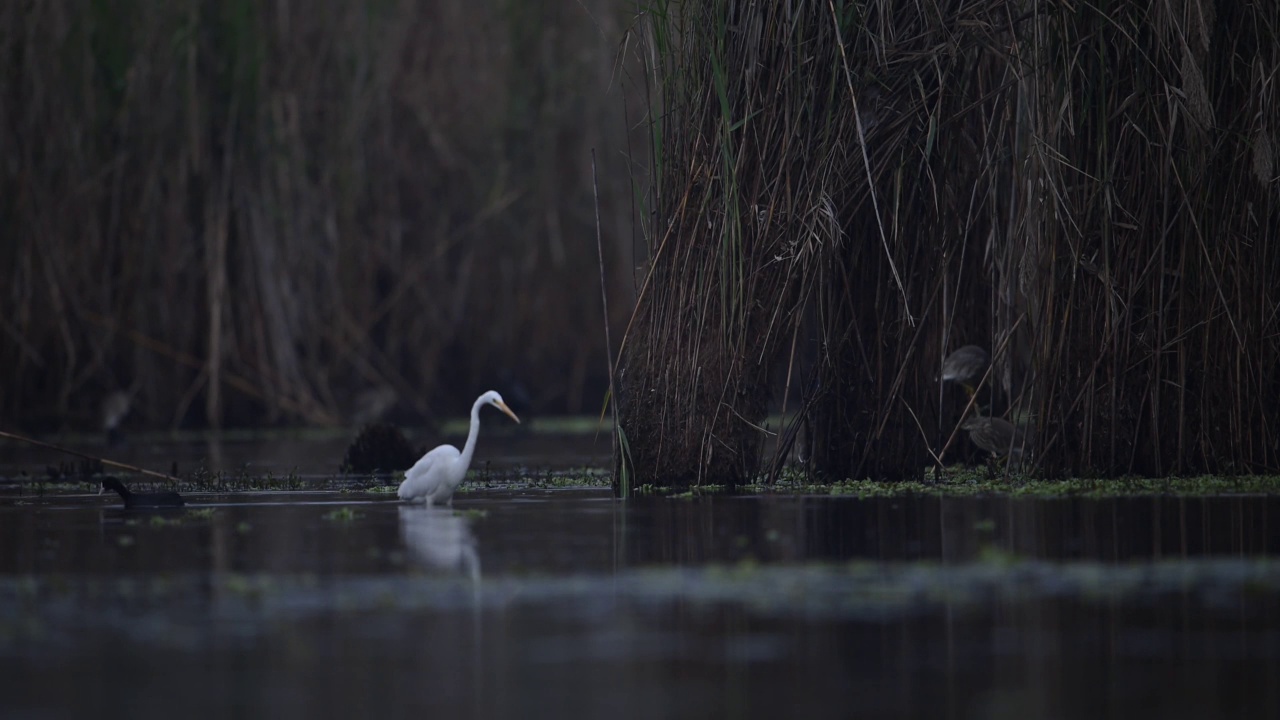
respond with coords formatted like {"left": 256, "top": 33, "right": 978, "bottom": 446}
{"left": 482, "top": 390, "right": 521, "bottom": 424}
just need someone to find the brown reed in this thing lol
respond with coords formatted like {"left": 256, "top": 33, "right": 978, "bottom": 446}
{"left": 617, "top": 0, "right": 1280, "bottom": 487}
{"left": 0, "top": 0, "right": 641, "bottom": 432}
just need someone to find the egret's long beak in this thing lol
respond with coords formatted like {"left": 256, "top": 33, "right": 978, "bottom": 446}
{"left": 495, "top": 401, "right": 521, "bottom": 424}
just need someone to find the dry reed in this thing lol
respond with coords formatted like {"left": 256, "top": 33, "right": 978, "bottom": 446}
{"left": 619, "top": 0, "right": 1279, "bottom": 487}
{"left": 0, "top": 0, "right": 640, "bottom": 432}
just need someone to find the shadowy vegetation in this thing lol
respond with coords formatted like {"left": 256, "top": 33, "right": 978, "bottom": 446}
{"left": 1019, "top": 1, "right": 1280, "bottom": 477}
{"left": 618, "top": 0, "right": 1279, "bottom": 490}
{"left": 617, "top": 0, "right": 867, "bottom": 489}
{"left": 0, "top": 465, "right": 613, "bottom": 496}
{"left": 624, "top": 469, "right": 1280, "bottom": 498}
{"left": 1, "top": 0, "right": 639, "bottom": 433}
{"left": 4, "top": 463, "right": 1278, "bottom": 499}
{"left": 341, "top": 423, "right": 421, "bottom": 475}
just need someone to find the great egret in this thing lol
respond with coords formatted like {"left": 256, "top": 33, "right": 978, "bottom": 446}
{"left": 940, "top": 345, "right": 989, "bottom": 397}
{"left": 101, "top": 476, "right": 186, "bottom": 508}
{"left": 397, "top": 390, "right": 520, "bottom": 506}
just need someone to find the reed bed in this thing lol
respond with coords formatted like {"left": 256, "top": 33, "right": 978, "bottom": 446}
{"left": 619, "top": 0, "right": 1279, "bottom": 487}
{"left": 617, "top": 0, "right": 1024, "bottom": 487}
{"left": 617, "top": 0, "right": 861, "bottom": 488}
{"left": 1022, "top": 0, "right": 1280, "bottom": 476}
{"left": 0, "top": 0, "right": 637, "bottom": 431}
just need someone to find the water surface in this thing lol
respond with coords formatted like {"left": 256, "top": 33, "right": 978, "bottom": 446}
{"left": 2, "top": 485, "right": 1278, "bottom": 719}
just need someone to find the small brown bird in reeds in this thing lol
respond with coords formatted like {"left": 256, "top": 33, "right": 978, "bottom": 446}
{"left": 961, "top": 415, "right": 1031, "bottom": 478}
{"left": 960, "top": 416, "right": 1018, "bottom": 458}
{"left": 940, "top": 345, "right": 989, "bottom": 398}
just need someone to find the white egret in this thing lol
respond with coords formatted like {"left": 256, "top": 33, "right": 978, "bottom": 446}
{"left": 397, "top": 390, "right": 520, "bottom": 506}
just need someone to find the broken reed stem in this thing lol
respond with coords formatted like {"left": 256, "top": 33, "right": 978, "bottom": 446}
{"left": 592, "top": 148, "right": 618, "bottom": 458}
{"left": 0, "top": 429, "right": 181, "bottom": 483}
{"left": 826, "top": 0, "right": 912, "bottom": 326}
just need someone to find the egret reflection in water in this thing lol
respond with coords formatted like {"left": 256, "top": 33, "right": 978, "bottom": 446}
{"left": 398, "top": 505, "right": 480, "bottom": 581}
{"left": 396, "top": 503, "right": 486, "bottom": 714}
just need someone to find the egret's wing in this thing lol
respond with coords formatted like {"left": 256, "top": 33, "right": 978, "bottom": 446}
{"left": 406, "top": 445, "right": 447, "bottom": 477}
{"left": 400, "top": 444, "right": 460, "bottom": 499}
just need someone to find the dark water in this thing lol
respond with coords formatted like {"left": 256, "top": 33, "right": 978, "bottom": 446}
{"left": 1, "top": 426, "right": 609, "bottom": 477}
{"left": 3, "top": 426, "right": 1279, "bottom": 719}
{"left": 2, "top": 485, "right": 1278, "bottom": 719}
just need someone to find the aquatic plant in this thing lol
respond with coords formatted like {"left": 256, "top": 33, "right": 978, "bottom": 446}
{"left": 341, "top": 423, "right": 421, "bottom": 476}
{"left": 322, "top": 507, "right": 362, "bottom": 523}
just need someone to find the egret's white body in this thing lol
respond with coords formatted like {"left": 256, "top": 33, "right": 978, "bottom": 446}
{"left": 397, "top": 390, "right": 520, "bottom": 506}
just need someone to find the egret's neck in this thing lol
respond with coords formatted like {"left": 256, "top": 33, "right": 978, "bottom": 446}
{"left": 458, "top": 396, "right": 486, "bottom": 469}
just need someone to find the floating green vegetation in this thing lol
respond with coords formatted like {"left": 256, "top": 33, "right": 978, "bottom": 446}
{"left": 322, "top": 507, "right": 362, "bottom": 523}
{"left": 145, "top": 508, "right": 214, "bottom": 527}
{"left": 2, "top": 468, "right": 606, "bottom": 501}
{"left": 221, "top": 573, "right": 268, "bottom": 601}
{"left": 665, "top": 484, "right": 728, "bottom": 499}
{"left": 151, "top": 466, "right": 306, "bottom": 493}
{"left": 976, "top": 544, "right": 1021, "bottom": 566}
{"left": 6, "top": 465, "right": 1278, "bottom": 503}
{"left": 454, "top": 508, "right": 488, "bottom": 520}
{"left": 632, "top": 465, "right": 1280, "bottom": 499}
{"left": 803, "top": 473, "right": 1280, "bottom": 498}
{"left": 972, "top": 518, "right": 997, "bottom": 532}
{"left": 473, "top": 466, "right": 612, "bottom": 490}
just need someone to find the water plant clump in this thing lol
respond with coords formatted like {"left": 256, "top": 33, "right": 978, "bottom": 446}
{"left": 341, "top": 423, "right": 421, "bottom": 476}
{"left": 322, "top": 507, "right": 362, "bottom": 523}
{"left": 821, "top": 475, "right": 1280, "bottom": 499}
